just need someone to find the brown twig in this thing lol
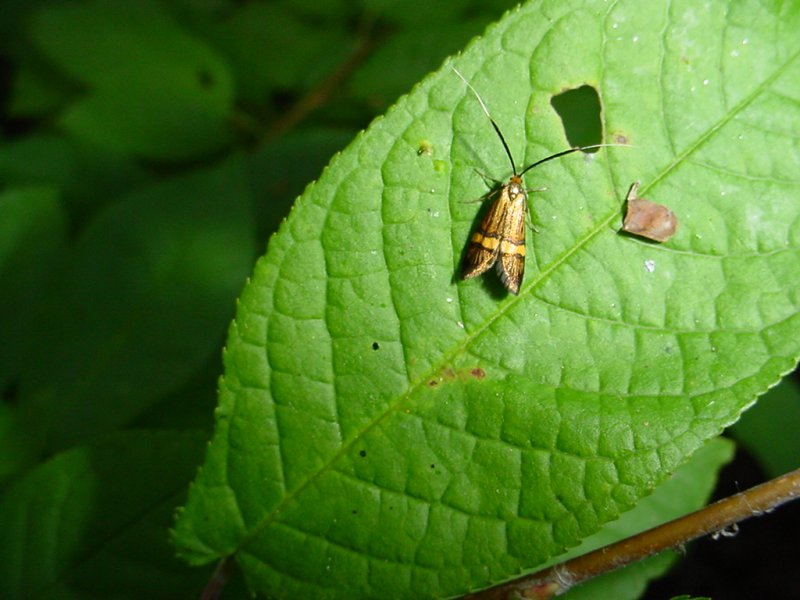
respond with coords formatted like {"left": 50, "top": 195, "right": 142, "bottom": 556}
{"left": 464, "top": 468, "right": 800, "bottom": 599}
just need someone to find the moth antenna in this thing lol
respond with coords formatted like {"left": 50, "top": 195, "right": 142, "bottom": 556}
{"left": 518, "top": 143, "right": 631, "bottom": 177}
{"left": 452, "top": 66, "right": 518, "bottom": 175}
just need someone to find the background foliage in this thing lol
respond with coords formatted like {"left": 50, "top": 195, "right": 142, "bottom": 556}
{"left": 0, "top": 0, "right": 798, "bottom": 599}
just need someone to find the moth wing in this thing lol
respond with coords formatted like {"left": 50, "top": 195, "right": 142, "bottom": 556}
{"left": 461, "top": 241, "right": 499, "bottom": 280}
{"left": 496, "top": 193, "right": 527, "bottom": 295}
{"left": 460, "top": 188, "right": 509, "bottom": 280}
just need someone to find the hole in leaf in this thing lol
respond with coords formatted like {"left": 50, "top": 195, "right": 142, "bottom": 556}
{"left": 551, "top": 85, "right": 603, "bottom": 149}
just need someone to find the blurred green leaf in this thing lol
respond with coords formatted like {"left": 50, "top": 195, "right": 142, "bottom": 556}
{"left": 7, "top": 59, "right": 76, "bottom": 118}
{"left": 0, "top": 0, "right": 51, "bottom": 55}
{"left": 0, "top": 185, "right": 67, "bottom": 479}
{"left": 281, "top": 0, "right": 355, "bottom": 21}
{"left": 0, "top": 186, "right": 66, "bottom": 389}
{"left": 15, "top": 156, "right": 255, "bottom": 453}
{"left": 247, "top": 127, "right": 357, "bottom": 239}
{"left": 0, "top": 430, "right": 210, "bottom": 600}
{"left": 362, "top": 0, "right": 474, "bottom": 25}
{"left": 0, "top": 134, "right": 151, "bottom": 220}
{"left": 173, "top": 0, "right": 800, "bottom": 597}
{"left": 204, "top": 3, "right": 353, "bottom": 104}
{"left": 730, "top": 377, "right": 800, "bottom": 477}
{"left": 350, "top": 21, "right": 492, "bottom": 108}
{"left": 29, "top": 0, "right": 235, "bottom": 160}
{"left": 133, "top": 352, "right": 221, "bottom": 433}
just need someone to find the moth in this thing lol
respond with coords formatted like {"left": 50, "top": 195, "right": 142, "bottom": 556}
{"left": 454, "top": 67, "right": 620, "bottom": 294}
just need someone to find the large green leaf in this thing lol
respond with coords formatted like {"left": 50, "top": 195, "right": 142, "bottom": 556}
{"left": 174, "top": 0, "right": 800, "bottom": 597}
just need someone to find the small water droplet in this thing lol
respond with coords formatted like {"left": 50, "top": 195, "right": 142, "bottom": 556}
{"left": 731, "top": 49, "right": 740, "bottom": 57}
{"left": 703, "top": 78, "right": 710, "bottom": 85}
{"left": 446, "top": 297, "right": 453, "bottom": 303}
{"left": 644, "top": 259, "right": 656, "bottom": 272}
{"left": 632, "top": 35, "right": 640, "bottom": 42}
{"left": 742, "top": 38, "right": 749, "bottom": 45}
{"left": 612, "top": 22, "right": 619, "bottom": 29}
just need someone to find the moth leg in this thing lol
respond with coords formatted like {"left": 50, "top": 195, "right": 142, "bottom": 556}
{"left": 474, "top": 168, "right": 502, "bottom": 188}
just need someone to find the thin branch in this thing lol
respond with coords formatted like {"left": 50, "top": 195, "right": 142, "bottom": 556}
{"left": 464, "top": 467, "right": 800, "bottom": 600}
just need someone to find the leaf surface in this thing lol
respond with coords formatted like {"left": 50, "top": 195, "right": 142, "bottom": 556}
{"left": 174, "top": 0, "right": 800, "bottom": 597}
